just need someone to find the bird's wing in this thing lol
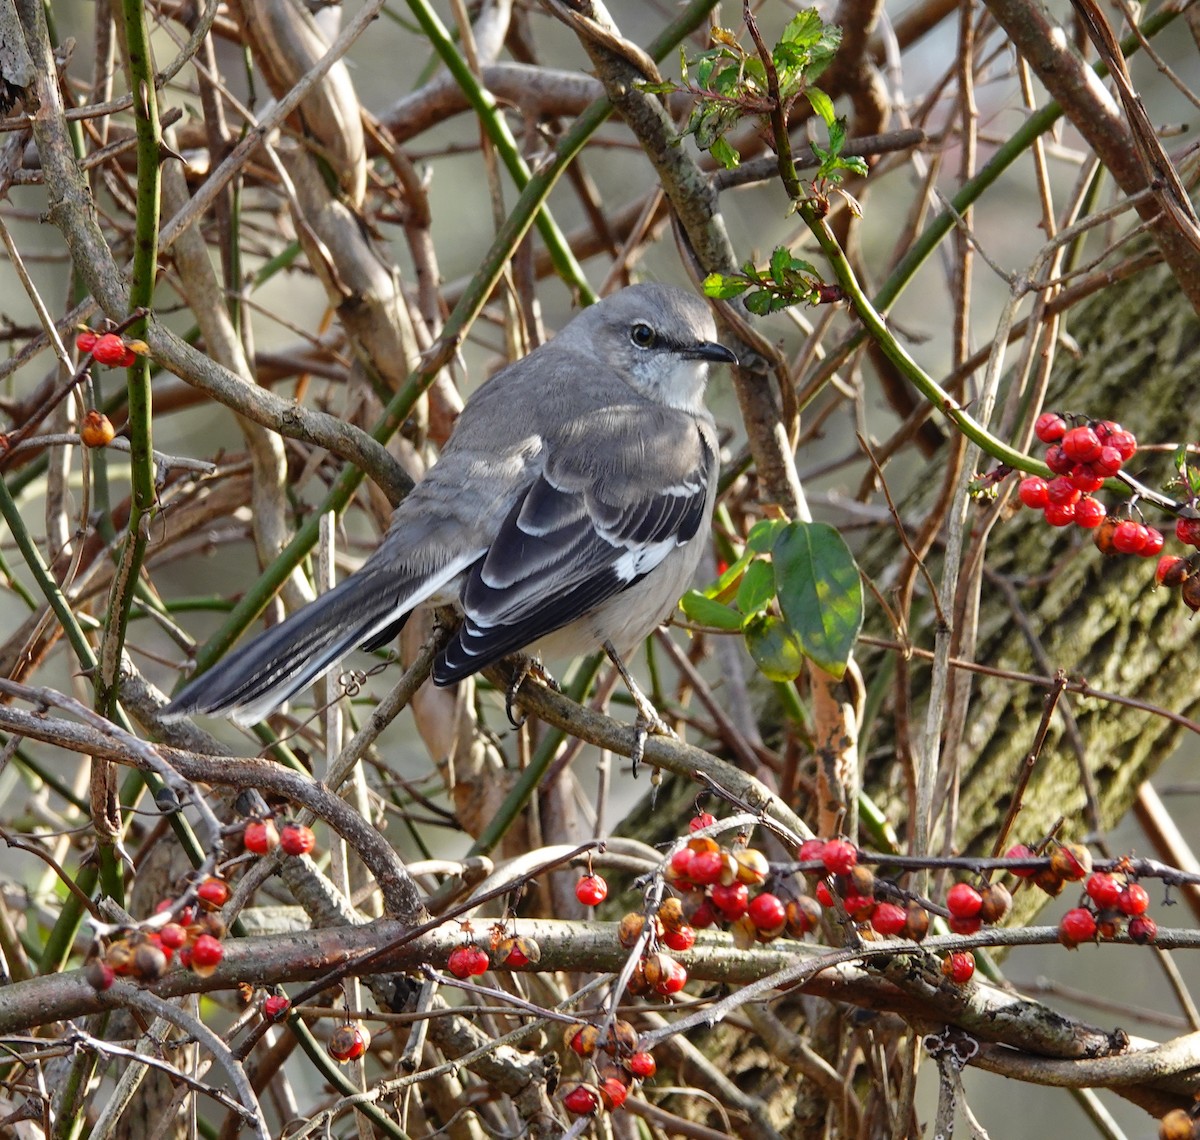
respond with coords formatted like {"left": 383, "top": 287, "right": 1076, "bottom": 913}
{"left": 433, "top": 405, "right": 716, "bottom": 684}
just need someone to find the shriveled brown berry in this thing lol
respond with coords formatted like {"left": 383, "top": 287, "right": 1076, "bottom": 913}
{"left": 604, "top": 1019, "right": 639, "bottom": 1055}
{"left": 845, "top": 864, "right": 876, "bottom": 899}
{"left": 1158, "top": 1107, "right": 1195, "bottom": 1140}
{"left": 618, "top": 913, "right": 646, "bottom": 948}
{"left": 657, "top": 897, "right": 685, "bottom": 931}
{"left": 1183, "top": 575, "right": 1200, "bottom": 613}
{"left": 786, "top": 895, "right": 822, "bottom": 938}
{"left": 902, "top": 900, "right": 931, "bottom": 942}
{"left": 133, "top": 941, "right": 168, "bottom": 981}
{"left": 733, "top": 847, "right": 770, "bottom": 885}
{"left": 978, "top": 882, "right": 1012, "bottom": 924}
{"left": 1050, "top": 842, "right": 1092, "bottom": 882}
{"left": 80, "top": 410, "right": 115, "bottom": 447}
{"left": 1032, "top": 866, "right": 1065, "bottom": 896}
{"left": 642, "top": 952, "right": 678, "bottom": 990}
{"left": 1093, "top": 515, "right": 1120, "bottom": 556}
{"left": 85, "top": 957, "right": 116, "bottom": 991}
{"left": 566, "top": 1024, "right": 601, "bottom": 1057}
{"left": 105, "top": 939, "right": 136, "bottom": 975}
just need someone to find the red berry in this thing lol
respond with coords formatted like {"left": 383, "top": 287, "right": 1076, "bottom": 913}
{"left": 662, "top": 924, "right": 696, "bottom": 952}
{"left": 562, "top": 1084, "right": 599, "bottom": 1115}
{"left": 189, "top": 934, "right": 223, "bottom": 974}
{"left": 1139, "top": 528, "right": 1164, "bottom": 558}
{"left": 243, "top": 819, "right": 278, "bottom": 855}
{"left": 92, "top": 333, "right": 129, "bottom": 366}
{"left": 688, "top": 849, "right": 724, "bottom": 886}
{"left": 1128, "top": 914, "right": 1158, "bottom": 944}
{"left": 747, "top": 892, "right": 787, "bottom": 931}
{"left": 1045, "top": 476, "right": 1081, "bottom": 506}
{"left": 628, "top": 1050, "right": 656, "bottom": 1078}
{"left": 159, "top": 922, "right": 187, "bottom": 950}
{"left": 1005, "top": 843, "right": 1038, "bottom": 878}
{"left": 1034, "top": 412, "right": 1067, "bottom": 443}
{"left": 654, "top": 957, "right": 688, "bottom": 994}
{"left": 600, "top": 1076, "right": 629, "bottom": 1111}
{"left": 942, "top": 951, "right": 975, "bottom": 984}
{"left": 1112, "top": 519, "right": 1146, "bottom": 553}
{"left": 947, "top": 914, "right": 982, "bottom": 935}
{"left": 1018, "top": 476, "right": 1049, "bottom": 509}
{"left": 1045, "top": 445, "right": 1073, "bottom": 475}
{"left": 946, "top": 882, "right": 983, "bottom": 918}
{"left": 1044, "top": 502, "right": 1076, "bottom": 527}
{"left": 1176, "top": 517, "right": 1200, "bottom": 547}
{"left": 798, "top": 838, "right": 826, "bottom": 864}
{"left": 689, "top": 813, "right": 716, "bottom": 832}
{"left": 328, "top": 1023, "right": 370, "bottom": 1062}
{"left": 1093, "top": 445, "right": 1123, "bottom": 476}
{"left": 842, "top": 892, "right": 877, "bottom": 922}
{"left": 1107, "top": 429, "right": 1137, "bottom": 460}
{"left": 1059, "top": 907, "right": 1097, "bottom": 947}
{"left": 447, "top": 946, "right": 475, "bottom": 978}
{"left": 870, "top": 901, "right": 907, "bottom": 936}
{"left": 85, "top": 958, "right": 116, "bottom": 991}
{"left": 821, "top": 839, "right": 858, "bottom": 876}
{"left": 1117, "top": 883, "right": 1150, "bottom": 916}
{"left": 688, "top": 900, "right": 717, "bottom": 929}
{"left": 263, "top": 995, "right": 290, "bottom": 1019}
{"left": 710, "top": 881, "right": 749, "bottom": 920}
{"left": 1093, "top": 419, "right": 1121, "bottom": 438}
{"left": 196, "top": 878, "right": 229, "bottom": 910}
{"left": 279, "top": 823, "right": 316, "bottom": 856}
{"left": 1062, "top": 425, "right": 1102, "bottom": 462}
{"left": 575, "top": 874, "right": 607, "bottom": 907}
{"left": 76, "top": 330, "right": 99, "bottom": 353}
{"left": 815, "top": 881, "right": 835, "bottom": 907}
{"left": 1074, "top": 497, "right": 1106, "bottom": 529}
{"left": 1068, "top": 464, "right": 1104, "bottom": 493}
{"left": 669, "top": 848, "right": 694, "bottom": 878}
{"left": 1085, "top": 873, "right": 1122, "bottom": 908}
{"left": 1157, "top": 555, "right": 1188, "bottom": 586}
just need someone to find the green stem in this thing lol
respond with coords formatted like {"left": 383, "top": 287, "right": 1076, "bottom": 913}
{"left": 402, "top": 0, "right": 592, "bottom": 301}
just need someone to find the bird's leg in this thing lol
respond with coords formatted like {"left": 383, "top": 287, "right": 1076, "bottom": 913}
{"left": 505, "top": 655, "right": 561, "bottom": 728}
{"left": 603, "top": 640, "right": 676, "bottom": 774}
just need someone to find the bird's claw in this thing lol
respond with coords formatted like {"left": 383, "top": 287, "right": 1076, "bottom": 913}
{"left": 505, "top": 657, "right": 560, "bottom": 728}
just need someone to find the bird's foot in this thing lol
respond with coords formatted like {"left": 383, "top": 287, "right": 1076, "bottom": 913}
{"left": 604, "top": 641, "right": 675, "bottom": 776}
{"left": 505, "top": 656, "right": 560, "bottom": 728}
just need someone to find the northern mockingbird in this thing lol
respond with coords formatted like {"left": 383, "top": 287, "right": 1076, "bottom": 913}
{"left": 163, "top": 284, "right": 737, "bottom": 735}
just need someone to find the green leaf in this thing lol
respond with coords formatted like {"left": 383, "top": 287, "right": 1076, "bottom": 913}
{"left": 703, "top": 272, "right": 750, "bottom": 300}
{"left": 680, "top": 590, "right": 745, "bottom": 631}
{"left": 772, "top": 521, "right": 863, "bottom": 678}
{"left": 769, "top": 246, "right": 792, "bottom": 287}
{"left": 780, "top": 9, "right": 825, "bottom": 47}
{"left": 744, "top": 614, "right": 806, "bottom": 682}
{"left": 710, "top": 136, "right": 740, "bottom": 169}
{"left": 743, "top": 289, "right": 776, "bottom": 315}
{"left": 805, "top": 87, "right": 836, "bottom": 129}
{"left": 747, "top": 519, "right": 785, "bottom": 553}
{"left": 735, "top": 558, "right": 776, "bottom": 616}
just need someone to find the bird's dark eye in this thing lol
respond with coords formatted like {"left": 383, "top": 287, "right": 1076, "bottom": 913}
{"left": 629, "top": 322, "right": 657, "bottom": 349}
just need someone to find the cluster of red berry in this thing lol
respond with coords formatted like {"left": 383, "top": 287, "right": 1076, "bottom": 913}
{"left": 85, "top": 878, "right": 233, "bottom": 991}
{"left": 561, "top": 1019, "right": 656, "bottom": 1116}
{"left": 84, "top": 820, "right": 318, "bottom": 994}
{"left": 1057, "top": 871, "right": 1157, "bottom": 948}
{"left": 243, "top": 818, "right": 317, "bottom": 857}
{"left": 1017, "top": 414, "right": 1146, "bottom": 534}
{"left": 76, "top": 328, "right": 141, "bottom": 368}
{"left": 446, "top": 925, "right": 541, "bottom": 979}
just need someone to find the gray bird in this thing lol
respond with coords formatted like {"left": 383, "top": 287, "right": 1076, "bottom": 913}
{"left": 162, "top": 283, "right": 737, "bottom": 729}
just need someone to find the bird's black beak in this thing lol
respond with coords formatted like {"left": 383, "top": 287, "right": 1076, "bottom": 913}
{"left": 687, "top": 341, "right": 739, "bottom": 365}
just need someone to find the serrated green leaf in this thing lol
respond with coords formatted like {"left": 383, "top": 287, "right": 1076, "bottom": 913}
{"left": 636, "top": 81, "right": 677, "bottom": 96}
{"left": 744, "top": 289, "right": 776, "bottom": 315}
{"left": 772, "top": 520, "right": 863, "bottom": 679}
{"left": 702, "top": 273, "right": 750, "bottom": 300}
{"left": 840, "top": 155, "right": 869, "bottom": 177}
{"left": 780, "top": 9, "right": 825, "bottom": 47}
{"left": 788, "top": 256, "right": 819, "bottom": 276}
{"left": 680, "top": 590, "right": 745, "bottom": 631}
{"left": 735, "top": 558, "right": 776, "bottom": 616}
{"left": 710, "top": 136, "right": 740, "bottom": 169}
{"left": 805, "top": 87, "right": 836, "bottom": 128}
{"left": 747, "top": 519, "right": 785, "bottom": 553}
{"left": 744, "top": 614, "right": 806, "bottom": 682}
{"left": 769, "top": 247, "right": 792, "bottom": 287}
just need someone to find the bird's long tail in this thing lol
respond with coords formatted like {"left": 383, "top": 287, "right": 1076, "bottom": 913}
{"left": 161, "top": 558, "right": 470, "bottom": 726}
